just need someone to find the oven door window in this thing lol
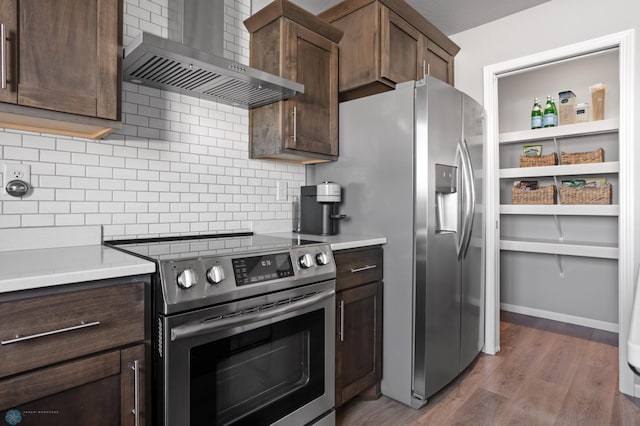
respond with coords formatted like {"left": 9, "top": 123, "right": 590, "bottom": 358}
{"left": 190, "top": 309, "right": 325, "bottom": 426}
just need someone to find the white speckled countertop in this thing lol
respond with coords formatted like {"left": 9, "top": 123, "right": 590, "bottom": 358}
{"left": 0, "top": 226, "right": 156, "bottom": 294}
{"left": 261, "top": 232, "right": 386, "bottom": 251}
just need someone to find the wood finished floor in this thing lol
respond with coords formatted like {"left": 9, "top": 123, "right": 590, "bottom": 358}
{"left": 336, "top": 311, "right": 640, "bottom": 425}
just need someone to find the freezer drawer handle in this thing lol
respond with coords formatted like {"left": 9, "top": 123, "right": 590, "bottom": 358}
{"left": 0, "top": 321, "right": 101, "bottom": 345}
{"left": 350, "top": 264, "right": 377, "bottom": 273}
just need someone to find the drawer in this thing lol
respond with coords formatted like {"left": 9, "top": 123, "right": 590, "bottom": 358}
{"left": 0, "top": 282, "right": 145, "bottom": 378}
{"left": 334, "top": 246, "right": 383, "bottom": 291}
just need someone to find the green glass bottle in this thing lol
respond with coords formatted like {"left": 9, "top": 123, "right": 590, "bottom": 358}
{"left": 531, "top": 98, "right": 542, "bottom": 129}
{"left": 543, "top": 95, "right": 556, "bottom": 128}
{"left": 550, "top": 96, "right": 559, "bottom": 126}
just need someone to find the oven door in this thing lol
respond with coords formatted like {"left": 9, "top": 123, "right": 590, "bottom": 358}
{"left": 162, "top": 280, "right": 335, "bottom": 426}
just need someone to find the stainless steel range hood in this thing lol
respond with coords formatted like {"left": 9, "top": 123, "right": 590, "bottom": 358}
{"left": 122, "top": 0, "right": 303, "bottom": 109}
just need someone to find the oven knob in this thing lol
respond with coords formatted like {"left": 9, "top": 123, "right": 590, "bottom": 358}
{"left": 316, "top": 252, "right": 330, "bottom": 266}
{"left": 207, "top": 265, "right": 225, "bottom": 284}
{"left": 299, "top": 253, "right": 315, "bottom": 269}
{"left": 177, "top": 268, "right": 198, "bottom": 289}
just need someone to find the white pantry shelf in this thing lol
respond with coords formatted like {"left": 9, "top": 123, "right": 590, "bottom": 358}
{"left": 500, "top": 237, "right": 618, "bottom": 259}
{"left": 499, "top": 118, "right": 619, "bottom": 144}
{"left": 499, "top": 161, "right": 619, "bottom": 178}
{"left": 500, "top": 204, "right": 619, "bottom": 216}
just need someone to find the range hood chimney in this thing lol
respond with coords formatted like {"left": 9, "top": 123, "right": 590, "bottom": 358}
{"left": 122, "top": 0, "right": 303, "bottom": 109}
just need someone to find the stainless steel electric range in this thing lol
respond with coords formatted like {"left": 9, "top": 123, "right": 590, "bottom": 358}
{"left": 107, "top": 233, "right": 336, "bottom": 426}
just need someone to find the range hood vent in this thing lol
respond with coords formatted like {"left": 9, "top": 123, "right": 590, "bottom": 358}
{"left": 122, "top": 0, "right": 303, "bottom": 109}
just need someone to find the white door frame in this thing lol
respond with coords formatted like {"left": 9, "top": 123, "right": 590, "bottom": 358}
{"left": 482, "top": 29, "right": 635, "bottom": 395}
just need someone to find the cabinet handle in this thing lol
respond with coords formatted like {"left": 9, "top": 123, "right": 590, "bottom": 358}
{"left": 1, "top": 23, "right": 6, "bottom": 89}
{"left": 131, "top": 360, "right": 140, "bottom": 426}
{"left": 291, "top": 106, "right": 297, "bottom": 143}
{"left": 0, "top": 321, "right": 101, "bottom": 345}
{"left": 350, "top": 264, "right": 377, "bottom": 273}
{"left": 339, "top": 300, "right": 344, "bottom": 342}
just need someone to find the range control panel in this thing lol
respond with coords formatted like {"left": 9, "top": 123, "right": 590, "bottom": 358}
{"left": 158, "top": 243, "right": 336, "bottom": 314}
{"left": 232, "top": 252, "right": 294, "bottom": 286}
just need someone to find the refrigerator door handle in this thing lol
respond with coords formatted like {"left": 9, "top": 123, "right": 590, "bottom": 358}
{"left": 460, "top": 138, "right": 476, "bottom": 259}
{"left": 454, "top": 145, "right": 465, "bottom": 257}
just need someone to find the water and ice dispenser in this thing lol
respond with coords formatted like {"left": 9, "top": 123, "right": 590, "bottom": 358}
{"left": 435, "top": 164, "right": 458, "bottom": 235}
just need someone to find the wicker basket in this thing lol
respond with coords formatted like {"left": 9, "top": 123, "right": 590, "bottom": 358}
{"left": 512, "top": 185, "right": 557, "bottom": 205}
{"left": 519, "top": 152, "right": 558, "bottom": 168}
{"left": 561, "top": 148, "right": 605, "bottom": 165}
{"left": 559, "top": 184, "right": 612, "bottom": 204}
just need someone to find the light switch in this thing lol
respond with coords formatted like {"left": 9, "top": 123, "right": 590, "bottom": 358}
{"left": 276, "top": 181, "right": 288, "bottom": 202}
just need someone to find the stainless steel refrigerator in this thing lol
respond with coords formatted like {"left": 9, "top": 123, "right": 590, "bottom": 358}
{"left": 310, "top": 77, "right": 485, "bottom": 408}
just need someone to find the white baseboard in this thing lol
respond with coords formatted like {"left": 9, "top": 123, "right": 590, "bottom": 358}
{"left": 500, "top": 303, "right": 619, "bottom": 333}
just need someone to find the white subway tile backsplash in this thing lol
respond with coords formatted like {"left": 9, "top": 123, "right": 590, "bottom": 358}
{"left": 5, "top": 146, "right": 39, "bottom": 161}
{"left": 40, "top": 201, "right": 71, "bottom": 214}
{"left": 55, "top": 214, "right": 85, "bottom": 226}
{"left": 3, "top": 201, "right": 38, "bottom": 214}
{"left": 71, "top": 202, "right": 99, "bottom": 213}
{"left": 40, "top": 176, "right": 71, "bottom": 189}
{"left": 86, "top": 166, "right": 113, "bottom": 179}
{"left": 56, "top": 189, "right": 87, "bottom": 201}
{"left": 86, "top": 190, "right": 113, "bottom": 202}
{"left": 70, "top": 178, "right": 99, "bottom": 190}
{"left": 71, "top": 153, "right": 100, "bottom": 166}
{"left": 113, "top": 213, "right": 138, "bottom": 224}
{"left": 56, "top": 139, "right": 86, "bottom": 153}
{"left": 114, "top": 191, "right": 137, "bottom": 202}
{"left": 0, "top": 0, "right": 302, "bottom": 239}
{"left": 22, "top": 214, "right": 55, "bottom": 227}
{"left": 86, "top": 213, "right": 112, "bottom": 225}
{"left": 56, "top": 164, "right": 86, "bottom": 177}
{"left": 22, "top": 135, "right": 53, "bottom": 150}
{"left": 0, "top": 215, "right": 21, "bottom": 228}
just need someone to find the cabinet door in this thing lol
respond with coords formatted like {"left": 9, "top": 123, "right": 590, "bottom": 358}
{"left": 335, "top": 281, "right": 382, "bottom": 407}
{"left": 0, "top": 0, "right": 17, "bottom": 104}
{"left": 380, "top": 6, "right": 421, "bottom": 85}
{"left": 420, "top": 36, "right": 454, "bottom": 85}
{"left": 121, "top": 344, "right": 146, "bottom": 426}
{"left": 18, "top": 0, "right": 120, "bottom": 119}
{"left": 0, "top": 351, "right": 121, "bottom": 425}
{"left": 284, "top": 21, "right": 338, "bottom": 156}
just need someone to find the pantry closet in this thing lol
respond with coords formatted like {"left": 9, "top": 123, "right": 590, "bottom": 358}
{"left": 482, "top": 30, "right": 635, "bottom": 395}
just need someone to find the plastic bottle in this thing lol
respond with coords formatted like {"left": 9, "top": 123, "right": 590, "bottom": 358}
{"left": 531, "top": 98, "right": 542, "bottom": 129}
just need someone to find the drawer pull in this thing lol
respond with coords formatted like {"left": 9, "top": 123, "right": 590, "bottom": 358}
{"left": 1, "top": 23, "right": 6, "bottom": 89}
{"left": 1, "top": 321, "right": 101, "bottom": 345}
{"left": 350, "top": 264, "right": 377, "bottom": 273}
{"left": 131, "top": 359, "right": 141, "bottom": 426}
{"left": 338, "top": 300, "right": 345, "bottom": 342}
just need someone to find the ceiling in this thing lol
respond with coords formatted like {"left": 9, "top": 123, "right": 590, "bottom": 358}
{"left": 268, "top": 0, "right": 551, "bottom": 35}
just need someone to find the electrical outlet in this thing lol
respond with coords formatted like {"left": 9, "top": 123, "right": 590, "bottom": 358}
{"left": 276, "top": 181, "right": 288, "bottom": 202}
{"left": 2, "top": 163, "right": 31, "bottom": 196}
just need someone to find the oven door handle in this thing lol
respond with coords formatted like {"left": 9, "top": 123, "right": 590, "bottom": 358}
{"left": 170, "top": 289, "right": 335, "bottom": 342}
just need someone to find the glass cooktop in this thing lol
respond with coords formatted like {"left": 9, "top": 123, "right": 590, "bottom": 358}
{"left": 106, "top": 233, "right": 321, "bottom": 261}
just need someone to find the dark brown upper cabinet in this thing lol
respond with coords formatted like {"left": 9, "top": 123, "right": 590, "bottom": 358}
{"left": 319, "top": 0, "right": 459, "bottom": 102}
{"left": 245, "top": 0, "right": 343, "bottom": 164}
{"left": 0, "top": 0, "right": 122, "bottom": 139}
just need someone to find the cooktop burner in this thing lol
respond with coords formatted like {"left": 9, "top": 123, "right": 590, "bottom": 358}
{"left": 107, "top": 233, "right": 320, "bottom": 261}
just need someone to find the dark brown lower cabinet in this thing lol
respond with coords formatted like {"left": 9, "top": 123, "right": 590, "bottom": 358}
{"left": 0, "top": 344, "right": 145, "bottom": 426}
{"left": 0, "top": 277, "right": 149, "bottom": 426}
{"left": 336, "top": 281, "right": 383, "bottom": 406}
